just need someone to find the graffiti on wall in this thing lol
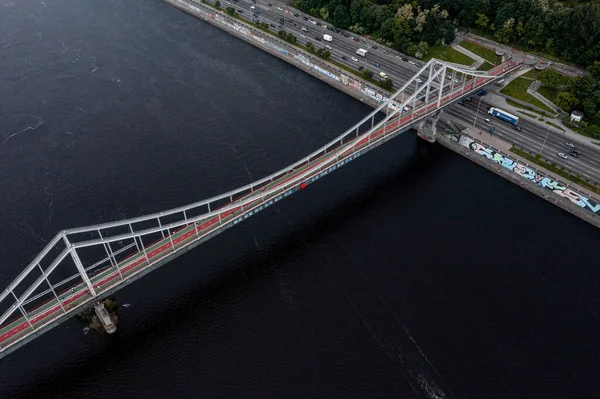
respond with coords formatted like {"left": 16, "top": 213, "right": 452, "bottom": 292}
{"left": 459, "top": 136, "right": 600, "bottom": 215}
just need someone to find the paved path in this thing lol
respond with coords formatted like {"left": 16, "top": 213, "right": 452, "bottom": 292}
{"left": 457, "top": 32, "right": 586, "bottom": 77}
{"left": 0, "top": 61, "right": 517, "bottom": 352}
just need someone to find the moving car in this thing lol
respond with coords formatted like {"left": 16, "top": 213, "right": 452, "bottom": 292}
{"left": 325, "top": 44, "right": 332, "bottom": 50}
{"left": 277, "top": 6, "right": 283, "bottom": 10}
{"left": 250, "top": 5, "right": 255, "bottom": 9}
{"left": 342, "top": 56, "right": 348, "bottom": 60}
{"left": 565, "top": 142, "right": 575, "bottom": 148}
{"left": 558, "top": 152, "right": 568, "bottom": 159}
{"left": 351, "top": 56, "right": 359, "bottom": 62}
{"left": 379, "top": 72, "right": 388, "bottom": 79}
{"left": 301, "top": 26, "right": 308, "bottom": 32}
{"left": 485, "top": 118, "right": 492, "bottom": 123}
{"left": 569, "top": 151, "right": 579, "bottom": 158}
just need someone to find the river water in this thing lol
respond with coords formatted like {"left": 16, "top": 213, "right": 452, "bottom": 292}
{"left": 0, "top": 0, "right": 598, "bottom": 398}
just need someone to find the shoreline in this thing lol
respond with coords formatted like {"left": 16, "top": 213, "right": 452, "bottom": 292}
{"left": 163, "top": 0, "right": 599, "bottom": 228}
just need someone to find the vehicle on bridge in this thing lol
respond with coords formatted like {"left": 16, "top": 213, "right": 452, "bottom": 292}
{"left": 488, "top": 107, "right": 519, "bottom": 125}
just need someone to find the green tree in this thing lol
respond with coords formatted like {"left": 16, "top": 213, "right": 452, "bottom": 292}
{"left": 361, "top": 69, "right": 373, "bottom": 79}
{"left": 538, "top": 69, "right": 561, "bottom": 89}
{"left": 556, "top": 91, "right": 579, "bottom": 112}
{"left": 215, "top": 0, "right": 221, "bottom": 8}
{"left": 380, "top": 78, "right": 393, "bottom": 90}
{"left": 306, "top": 42, "right": 314, "bottom": 52}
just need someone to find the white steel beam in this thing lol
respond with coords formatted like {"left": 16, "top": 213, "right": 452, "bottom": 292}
{"left": 64, "top": 236, "right": 97, "bottom": 297}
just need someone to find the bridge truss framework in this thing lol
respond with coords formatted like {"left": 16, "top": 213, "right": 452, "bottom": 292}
{"left": 0, "top": 58, "right": 521, "bottom": 359}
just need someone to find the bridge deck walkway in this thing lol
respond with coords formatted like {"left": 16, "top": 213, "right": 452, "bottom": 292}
{"left": 0, "top": 61, "right": 518, "bottom": 352}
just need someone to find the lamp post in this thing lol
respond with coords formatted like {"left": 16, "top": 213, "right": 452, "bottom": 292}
{"left": 540, "top": 125, "right": 551, "bottom": 155}
{"left": 473, "top": 95, "right": 484, "bottom": 127}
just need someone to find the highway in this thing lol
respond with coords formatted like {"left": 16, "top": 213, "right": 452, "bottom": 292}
{"left": 191, "top": 0, "right": 600, "bottom": 182}
{"left": 443, "top": 98, "right": 600, "bottom": 180}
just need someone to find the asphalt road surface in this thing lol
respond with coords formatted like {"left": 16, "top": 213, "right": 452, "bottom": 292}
{"left": 193, "top": 0, "right": 600, "bottom": 182}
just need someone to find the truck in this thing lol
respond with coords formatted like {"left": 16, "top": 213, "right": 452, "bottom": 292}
{"left": 356, "top": 48, "right": 368, "bottom": 57}
{"left": 488, "top": 107, "right": 519, "bottom": 125}
{"left": 323, "top": 34, "right": 332, "bottom": 42}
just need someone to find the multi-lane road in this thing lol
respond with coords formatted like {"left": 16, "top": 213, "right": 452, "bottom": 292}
{"left": 194, "top": 0, "right": 600, "bottom": 182}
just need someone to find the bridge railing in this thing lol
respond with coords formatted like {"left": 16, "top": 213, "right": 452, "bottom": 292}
{"left": 0, "top": 59, "right": 521, "bottom": 355}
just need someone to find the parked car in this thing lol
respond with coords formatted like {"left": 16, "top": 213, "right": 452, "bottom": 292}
{"left": 372, "top": 45, "right": 378, "bottom": 49}
{"left": 277, "top": 6, "right": 283, "bottom": 10}
{"left": 353, "top": 38, "right": 360, "bottom": 42}
{"left": 558, "top": 152, "right": 568, "bottom": 159}
{"left": 408, "top": 60, "right": 416, "bottom": 65}
{"left": 382, "top": 50, "right": 390, "bottom": 54}
{"left": 267, "top": 2, "right": 272, "bottom": 5}
{"left": 395, "top": 55, "right": 402, "bottom": 60}
{"left": 302, "top": 16, "right": 308, "bottom": 20}
{"left": 565, "top": 142, "right": 575, "bottom": 148}
{"left": 402, "top": 57, "right": 408, "bottom": 62}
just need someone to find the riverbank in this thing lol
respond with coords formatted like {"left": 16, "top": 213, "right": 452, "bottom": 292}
{"left": 163, "top": 0, "right": 398, "bottom": 110}
{"left": 163, "top": 0, "right": 599, "bottom": 228}
{"left": 438, "top": 130, "right": 600, "bottom": 228}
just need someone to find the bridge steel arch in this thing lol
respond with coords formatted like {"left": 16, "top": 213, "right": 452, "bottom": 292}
{"left": 0, "top": 59, "right": 521, "bottom": 359}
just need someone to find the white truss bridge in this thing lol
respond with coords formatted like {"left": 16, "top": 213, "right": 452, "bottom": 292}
{"left": 0, "top": 59, "right": 521, "bottom": 359}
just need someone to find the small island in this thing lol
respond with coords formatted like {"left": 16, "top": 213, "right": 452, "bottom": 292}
{"left": 78, "top": 297, "right": 119, "bottom": 334}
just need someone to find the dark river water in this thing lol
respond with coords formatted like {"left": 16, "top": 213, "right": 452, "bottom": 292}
{"left": 1, "top": 0, "right": 599, "bottom": 398}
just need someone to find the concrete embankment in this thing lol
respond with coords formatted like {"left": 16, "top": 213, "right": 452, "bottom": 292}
{"left": 438, "top": 132, "right": 600, "bottom": 228}
{"left": 163, "top": 0, "right": 398, "bottom": 111}
{"left": 163, "top": 0, "right": 600, "bottom": 228}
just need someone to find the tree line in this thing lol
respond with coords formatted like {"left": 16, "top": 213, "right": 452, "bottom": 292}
{"left": 539, "top": 61, "right": 600, "bottom": 137}
{"left": 293, "top": 0, "right": 600, "bottom": 67}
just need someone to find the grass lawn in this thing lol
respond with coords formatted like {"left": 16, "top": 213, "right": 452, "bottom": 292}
{"left": 517, "top": 110, "right": 539, "bottom": 118}
{"left": 521, "top": 69, "right": 540, "bottom": 79}
{"left": 458, "top": 40, "right": 502, "bottom": 65}
{"left": 423, "top": 45, "right": 474, "bottom": 65}
{"left": 546, "top": 121, "right": 565, "bottom": 131}
{"left": 500, "top": 77, "right": 554, "bottom": 112}
{"left": 537, "top": 86, "right": 559, "bottom": 105}
{"left": 477, "top": 62, "right": 495, "bottom": 71}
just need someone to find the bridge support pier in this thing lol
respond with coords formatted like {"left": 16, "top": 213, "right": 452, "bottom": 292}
{"left": 416, "top": 111, "right": 442, "bottom": 143}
